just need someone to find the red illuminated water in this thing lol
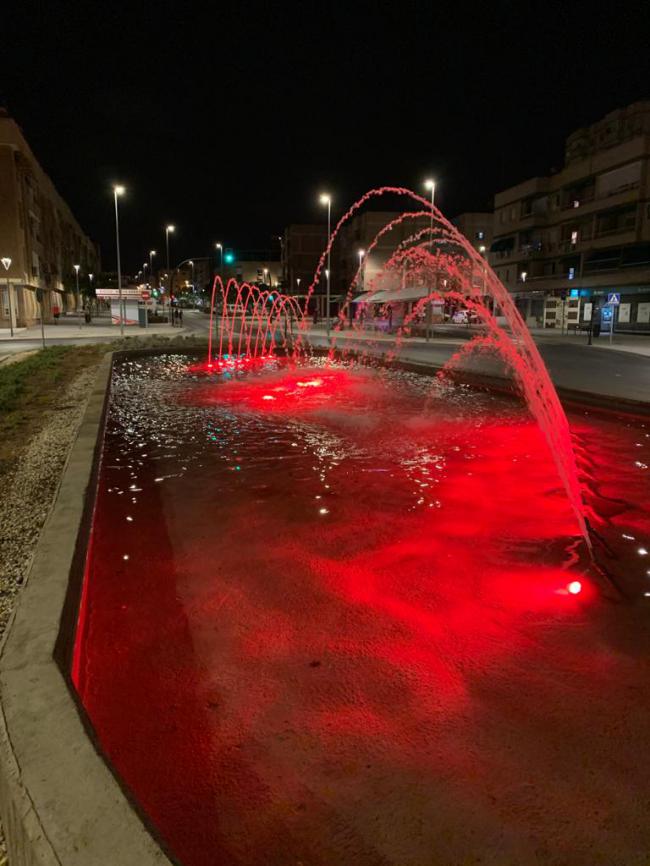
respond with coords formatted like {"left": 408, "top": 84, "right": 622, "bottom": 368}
{"left": 298, "top": 186, "right": 591, "bottom": 553}
{"left": 72, "top": 355, "right": 650, "bottom": 866}
{"left": 206, "top": 188, "right": 591, "bottom": 554}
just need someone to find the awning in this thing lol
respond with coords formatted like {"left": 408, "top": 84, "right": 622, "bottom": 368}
{"left": 354, "top": 286, "right": 435, "bottom": 304}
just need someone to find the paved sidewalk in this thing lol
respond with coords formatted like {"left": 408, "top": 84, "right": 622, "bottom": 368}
{"left": 304, "top": 326, "right": 650, "bottom": 405}
{"left": 306, "top": 323, "right": 650, "bottom": 357}
{"left": 0, "top": 320, "right": 187, "bottom": 343}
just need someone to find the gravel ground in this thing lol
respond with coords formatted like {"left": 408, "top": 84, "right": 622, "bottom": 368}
{"left": 0, "top": 364, "right": 99, "bottom": 864}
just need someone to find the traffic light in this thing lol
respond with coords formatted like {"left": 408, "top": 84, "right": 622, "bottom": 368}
{"left": 224, "top": 249, "right": 235, "bottom": 264}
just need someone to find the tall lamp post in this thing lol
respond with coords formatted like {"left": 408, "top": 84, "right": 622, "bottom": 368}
{"left": 319, "top": 193, "right": 332, "bottom": 335}
{"left": 113, "top": 185, "right": 125, "bottom": 337}
{"left": 424, "top": 178, "right": 437, "bottom": 342}
{"left": 149, "top": 250, "right": 156, "bottom": 288}
{"left": 165, "top": 225, "right": 175, "bottom": 304}
{"left": 73, "top": 263, "right": 80, "bottom": 308}
{"left": 1, "top": 257, "right": 14, "bottom": 337}
{"left": 215, "top": 242, "right": 223, "bottom": 278}
{"left": 88, "top": 273, "right": 94, "bottom": 322}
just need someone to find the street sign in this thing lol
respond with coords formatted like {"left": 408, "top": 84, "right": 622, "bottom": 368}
{"left": 607, "top": 292, "right": 621, "bottom": 305}
{"left": 141, "top": 290, "right": 151, "bottom": 300}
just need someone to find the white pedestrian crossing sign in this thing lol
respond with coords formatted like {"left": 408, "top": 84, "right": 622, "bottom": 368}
{"left": 607, "top": 292, "right": 621, "bottom": 305}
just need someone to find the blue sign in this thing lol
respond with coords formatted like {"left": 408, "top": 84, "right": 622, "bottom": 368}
{"left": 607, "top": 292, "right": 621, "bottom": 305}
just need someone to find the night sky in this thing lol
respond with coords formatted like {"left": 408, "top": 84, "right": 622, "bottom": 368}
{"left": 3, "top": 0, "right": 649, "bottom": 272}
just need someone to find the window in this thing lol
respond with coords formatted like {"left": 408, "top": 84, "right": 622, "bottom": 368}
{"left": 568, "top": 267, "right": 575, "bottom": 280}
{"left": 476, "top": 230, "right": 484, "bottom": 240}
{"left": 571, "top": 231, "right": 578, "bottom": 245}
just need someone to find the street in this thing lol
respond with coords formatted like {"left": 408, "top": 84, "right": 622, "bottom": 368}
{"left": 2, "top": 310, "right": 649, "bottom": 405}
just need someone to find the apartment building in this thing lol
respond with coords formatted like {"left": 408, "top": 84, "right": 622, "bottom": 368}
{"left": 490, "top": 101, "right": 650, "bottom": 333}
{"left": 0, "top": 110, "right": 100, "bottom": 327}
{"left": 451, "top": 212, "right": 493, "bottom": 255}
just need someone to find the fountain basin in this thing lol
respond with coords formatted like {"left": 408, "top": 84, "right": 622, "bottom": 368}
{"left": 1, "top": 350, "right": 649, "bottom": 866}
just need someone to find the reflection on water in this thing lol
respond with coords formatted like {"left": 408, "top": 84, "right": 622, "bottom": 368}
{"left": 73, "top": 354, "right": 650, "bottom": 866}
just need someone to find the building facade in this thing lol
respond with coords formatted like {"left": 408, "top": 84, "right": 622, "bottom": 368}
{"left": 451, "top": 212, "right": 493, "bottom": 256}
{"left": 281, "top": 224, "right": 328, "bottom": 297}
{"left": 219, "top": 251, "right": 281, "bottom": 288}
{"left": 490, "top": 101, "right": 650, "bottom": 333}
{"left": 0, "top": 110, "right": 100, "bottom": 327}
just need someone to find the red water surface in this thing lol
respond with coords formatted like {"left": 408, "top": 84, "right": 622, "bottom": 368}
{"left": 72, "top": 357, "right": 650, "bottom": 866}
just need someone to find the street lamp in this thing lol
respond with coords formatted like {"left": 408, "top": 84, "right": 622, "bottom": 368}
{"left": 358, "top": 248, "right": 365, "bottom": 290}
{"left": 73, "top": 263, "right": 80, "bottom": 307}
{"left": 296, "top": 276, "right": 301, "bottom": 294}
{"left": 424, "top": 179, "right": 437, "bottom": 342}
{"left": 424, "top": 177, "right": 436, "bottom": 205}
{"left": 113, "top": 185, "right": 125, "bottom": 337}
{"left": 164, "top": 226, "right": 175, "bottom": 309}
{"left": 165, "top": 225, "right": 175, "bottom": 291}
{"left": 320, "top": 192, "right": 332, "bottom": 335}
{"left": 215, "top": 242, "right": 223, "bottom": 275}
{"left": 1, "top": 257, "right": 14, "bottom": 337}
{"left": 189, "top": 260, "right": 195, "bottom": 290}
{"left": 149, "top": 250, "right": 156, "bottom": 287}
{"left": 143, "top": 262, "right": 149, "bottom": 284}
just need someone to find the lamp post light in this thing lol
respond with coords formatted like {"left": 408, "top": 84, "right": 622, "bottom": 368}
{"left": 165, "top": 226, "right": 175, "bottom": 303}
{"left": 319, "top": 193, "right": 332, "bottom": 334}
{"left": 189, "top": 260, "right": 195, "bottom": 290}
{"left": 358, "top": 248, "right": 365, "bottom": 289}
{"left": 143, "top": 262, "right": 149, "bottom": 284}
{"left": 1, "top": 257, "right": 14, "bottom": 337}
{"left": 113, "top": 185, "right": 125, "bottom": 337}
{"left": 263, "top": 267, "right": 269, "bottom": 287}
{"left": 296, "top": 276, "right": 301, "bottom": 294}
{"left": 73, "top": 263, "right": 80, "bottom": 307}
{"left": 87, "top": 273, "right": 94, "bottom": 322}
{"left": 165, "top": 226, "right": 175, "bottom": 271}
{"left": 215, "top": 242, "right": 223, "bottom": 277}
{"left": 149, "top": 250, "right": 156, "bottom": 287}
{"left": 424, "top": 179, "right": 437, "bottom": 343}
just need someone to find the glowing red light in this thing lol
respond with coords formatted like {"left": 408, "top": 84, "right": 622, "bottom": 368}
{"left": 567, "top": 580, "right": 582, "bottom": 595}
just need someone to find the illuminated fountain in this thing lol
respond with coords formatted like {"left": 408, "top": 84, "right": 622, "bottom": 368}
{"left": 205, "top": 276, "right": 304, "bottom": 368}
{"left": 292, "top": 188, "right": 590, "bottom": 555}
{"left": 65, "top": 188, "right": 650, "bottom": 866}
{"left": 202, "top": 189, "right": 593, "bottom": 556}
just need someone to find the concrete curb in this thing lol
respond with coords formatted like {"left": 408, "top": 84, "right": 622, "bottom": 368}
{"left": 0, "top": 353, "right": 172, "bottom": 865}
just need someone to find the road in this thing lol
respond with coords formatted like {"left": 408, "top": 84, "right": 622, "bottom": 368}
{"left": 2, "top": 310, "right": 649, "bottom": 404}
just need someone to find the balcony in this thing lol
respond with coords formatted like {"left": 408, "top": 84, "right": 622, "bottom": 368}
{"left": 518, "top": 242, "right": 545, "bottom": 258}
{"left": 558, "top": 182, "right": 641, "bottom": 219}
